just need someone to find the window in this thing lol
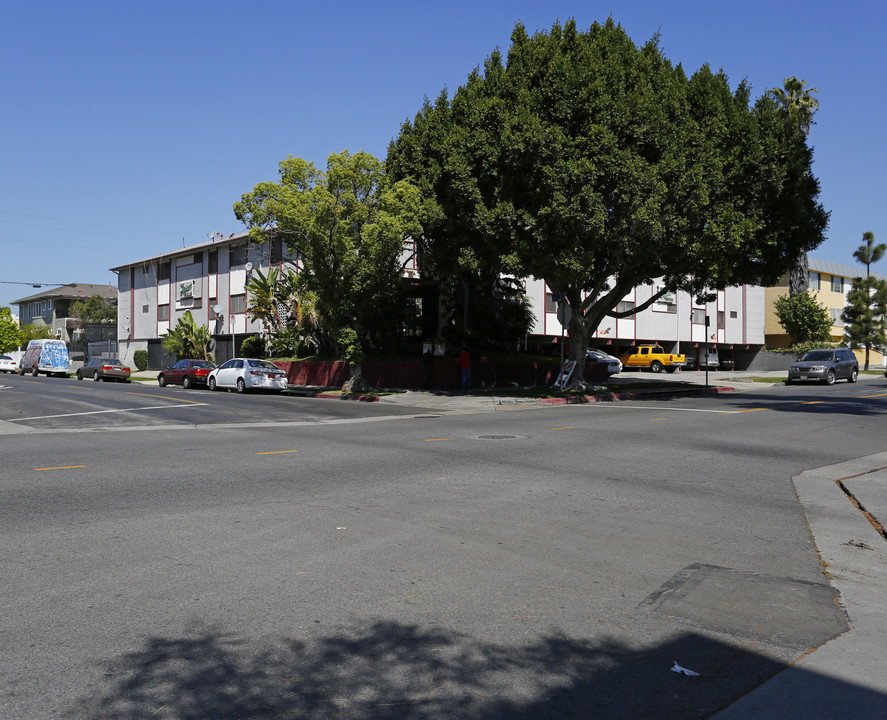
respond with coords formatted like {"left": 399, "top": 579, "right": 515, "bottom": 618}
{"left": 831, "top": 275, "right": 843, "bottom": 293}
{"left": 209, "top": 298, "right": 219, "bottom": 319}
{"left": 230, "top": 294, "right": 246, "bottom": 314}
{"left": 545, "top": 293, "right": 557, "bottom": 313}
{"left": 208, "top": 250, "right": 218, "bottom": 274}
{"left": 229, "top": 245, "right": 247, "bottom": 267}
{"left": 193, "top": 253, "right": 203, "bottom": 265}
{"left": 616, "top": 300, "right": 635, "bottom": 314}
{"left": 158, "top": 262, "right": 171, "bottom": 281}
{"left": 141, "top": 304, "right": 149, "bottom": 314}
{"left": 158, "top": 304, "right": 170, "bottom": 321}
{"left": 730, "top": 311, "right": 738, "bottom": 319}
{"left": 808, "top": 271, "right": 820, "bottom": 290}
{"left": 691, "top": 308, "right": 706, "bottom": 324}
{"left": 830, "top": 308, "right": 844, "bottom": 326}
{"left": 654, "top": 302, "right": 676, "bottom": 314}
{"left": 717, "top": 311, "right": 725, "bottom": 330}
{"left": 271, "top": 236, "right": 283, "bottom": 264}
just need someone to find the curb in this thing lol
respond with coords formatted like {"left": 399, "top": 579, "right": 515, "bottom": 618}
{"left": 540, "top": 385, "right": 737, "bottom": 405}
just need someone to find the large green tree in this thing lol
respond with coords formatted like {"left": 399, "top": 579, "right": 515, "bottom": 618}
{"left": 387, "top": 19, "right": 828, "bottom": 383}
{"left": 0, "top": 307, "right": 19, "bottom": 353}
{"left": 842, "top": 232, "right": 887, "bottom": 370}
{"left": 234, "top": 150, "right": 428, "bottom": 359}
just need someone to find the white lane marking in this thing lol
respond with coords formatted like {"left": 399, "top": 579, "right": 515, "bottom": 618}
{"left": 11, "top": 404, "right": 208, "bottom": 421}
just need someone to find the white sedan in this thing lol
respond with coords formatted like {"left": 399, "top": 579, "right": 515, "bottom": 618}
{"left": 0, "top": 354, "right": 18, "bottom": 373}
{"left": 207, "top": 358, "right": 289, "bottom": 393}
{"left": 586, "top": 348, "right": 622, "bottom": 375}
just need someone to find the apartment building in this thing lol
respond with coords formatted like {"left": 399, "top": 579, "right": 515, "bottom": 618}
{"left": 12, "top": 283, "right": 117, "bottom": 342}
{"left": 525, "top": 278, "right": 765, "bottom": 369}
{"left": 111, "top": 232, "right": 295, "bottom": 369}
{"left": 764, "top": 257, "right": 887, "bottom": 366}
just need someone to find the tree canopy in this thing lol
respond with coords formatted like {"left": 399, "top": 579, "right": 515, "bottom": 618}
{"left": 234, "top": 151, "right": 429, "bottom": 358}
{"left": 70, "top": 294, "right": 117, "bottom": 326}
{"left": 773, "top": 292, "right": 831, "bottom": 345}
{"left": 0, "top": 307, "right": 19, "bottom": 353}
{"left": 387, "top": 19, "right": 828, "bottom": 379}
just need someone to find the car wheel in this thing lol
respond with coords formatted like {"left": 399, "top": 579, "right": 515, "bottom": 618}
{"left": 32, "top": 367, "right": 39, "bottom": 377}
{"left": 786, "top": 378, "right": 793, "bottom": 385}
{"left": 848, "top": 368, "right": 858, "bottom": 383}
{"left": 183, "top": 376, "right": 192, "bottom": 389}
{"left": 236, "top": 378, "right": 246, "bottom": 393}
{"left": 208, "top": 377, "right": 217, "bottom": 391}
{"left": 93, "top": 372, "right": 101, "bottom": 381}
{"left": 158, "top": 374, "right": 166, "bottom": 387}
{"left": 664, "top": 366, "right": 677, "bottom": 374}
{"left": 76, "top": 370, "right": 83, "bottom": 381}
{"left": 650, "top": 360, "right": 663, "bottom": 373}
{"left": 824, "top": 370, "right": 836, "bottom": 385}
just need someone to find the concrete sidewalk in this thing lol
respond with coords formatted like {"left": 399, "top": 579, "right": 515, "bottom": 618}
{"left": 714, "top": 453, "right": 887, "bottom": 718}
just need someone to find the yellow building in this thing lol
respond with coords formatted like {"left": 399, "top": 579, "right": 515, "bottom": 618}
{"left": 765, "top": 257, "right": 887, "bottom": 367}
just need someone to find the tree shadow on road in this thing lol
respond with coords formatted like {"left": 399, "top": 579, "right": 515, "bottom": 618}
{"left": 62, "top": 618, "right": 887, "bottom": 719}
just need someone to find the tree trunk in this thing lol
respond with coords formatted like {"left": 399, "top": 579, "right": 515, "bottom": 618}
{"left": 342, "top": 363, "right": 371, "bottom": 394}
{"left": 788, "top": 252, "right": 809, "bottom": 296}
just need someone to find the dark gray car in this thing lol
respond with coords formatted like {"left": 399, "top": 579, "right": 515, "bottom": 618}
{"left": 787, "top": 348, "right": 858, "bottom": 385}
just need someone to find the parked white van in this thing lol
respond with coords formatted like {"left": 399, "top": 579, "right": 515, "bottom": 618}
{"left": 19, "top": 339, "right": 70, "bottom": 378}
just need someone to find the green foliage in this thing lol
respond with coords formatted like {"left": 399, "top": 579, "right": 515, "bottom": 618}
{"left": 235, "top": 150, "right": 429, "bottom": 359}
{"left": 70, "top": 294, "right": 117, "bottom": 325}
{"left": 783, "top": 340, "right": 841, "bottom": 356}
{"left": 773, "top": 292, "right": 832, "bottom": 344}
{"left": 0, "top": 307, "right": 19, "bottom": 353}
{"left": 337, "top": 327, "right": 365, "bottom": 367}
{"left": 161, "top": 310, "right": 213, "bottom": 361}
{"left": 767, "top": 77, "right": 820, "bottom": 136}
{"left": 842, "top": 276, "right": 887, "bottom": 363}
{"left": 133, "top": 350, "right": 148, "bottom": 371}
{"left": 18, "top": 323, "right": 54, "bottom": 346}
{"left": 843, "top": 232, "right": 887, "bottom": 370}
{"left": 239, "top": 334, "right": 267, "bottom": 358}
{"left": 387, "top": 18, "right": 828, "bottom": 378}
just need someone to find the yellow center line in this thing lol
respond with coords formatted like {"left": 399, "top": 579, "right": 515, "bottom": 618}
{"left": 650, "top": 418, "right": 664, "bottom": 421}
{"left": 35, "top": 465, "right": 87, "bottom": 471}
{"left": 736, "top": 408, "right": 765, "bottom": 413}
{"left": 551, "top": 426, "right": 574, "bottom": 430}
{"left": 424, "top": 438, "right": 453, "bottom": 442}
{"left": 125, "top": 391, "right": 206, "bottom": 405}
{"left": 859, "top": 392, "right": 887, "bottom": 398}
{"left": 256, "top": 450, "right": 300, "bottom": 455}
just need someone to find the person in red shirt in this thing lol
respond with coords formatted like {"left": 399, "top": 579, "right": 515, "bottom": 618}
{"left": 459, "top": 347, "right": 471, "bottom": 389}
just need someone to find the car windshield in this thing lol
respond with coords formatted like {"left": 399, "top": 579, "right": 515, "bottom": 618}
{"left": 192, "top": 360, "right": 215, "bottom": 368}
{"left": 247, "top": 359, "right": 280, "bottom": 370}
{"left": 801, "top": 351, "right": 834, "bottom": 362}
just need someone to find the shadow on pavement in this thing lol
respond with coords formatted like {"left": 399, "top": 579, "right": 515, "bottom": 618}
{"left": 63, "top": 620, "right": 886, "bottom": 719}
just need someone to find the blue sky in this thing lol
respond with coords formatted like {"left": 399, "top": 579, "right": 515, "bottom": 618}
{"left": 1, "top": 0, "right": 884, "bottom": 312}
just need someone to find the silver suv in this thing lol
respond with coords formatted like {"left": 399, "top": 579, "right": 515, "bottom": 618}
{"left": 788, "top": 349, "right": 858, "bottom": 385}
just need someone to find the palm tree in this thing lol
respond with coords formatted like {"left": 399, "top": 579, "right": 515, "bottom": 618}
{"left": 768, "top": 76, "right": 820, "bottom": 136}
{"left": 768, "top": 77, "right": 820, "bottom": 295}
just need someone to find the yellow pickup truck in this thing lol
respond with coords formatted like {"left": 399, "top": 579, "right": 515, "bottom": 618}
{"left": 618, "top": 345, "right": 686, "bottom": 373}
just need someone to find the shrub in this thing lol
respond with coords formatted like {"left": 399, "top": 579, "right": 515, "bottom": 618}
{"left": 133, "top": 350, "right": 148, "bottom": 371}
{"left": 239, "top": 334, "right": 267, "bottom": 358}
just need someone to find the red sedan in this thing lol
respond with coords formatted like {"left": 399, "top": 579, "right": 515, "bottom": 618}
{"left": 157, "top": 359, "right": 217, "bottom": 389}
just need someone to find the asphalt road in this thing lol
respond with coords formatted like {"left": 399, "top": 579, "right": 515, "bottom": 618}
{"left": 2, "top": 374, "right": 886, "bottom": 718}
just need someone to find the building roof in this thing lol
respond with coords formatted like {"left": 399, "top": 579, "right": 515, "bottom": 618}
{"left": 809, "top": 257, "right": 887, "bottom": 282}
{"left": 12, "top": 283, "right": 118, "bottom": 305}
{"left": 108, "top": 231, "right": 250, "bottom": 272}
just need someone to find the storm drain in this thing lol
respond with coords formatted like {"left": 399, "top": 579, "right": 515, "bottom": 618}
{"left": 477, "top": 434, "right": 519, "bottom": 440}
